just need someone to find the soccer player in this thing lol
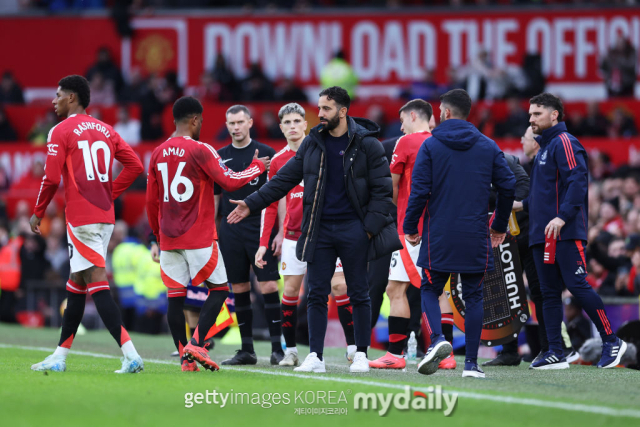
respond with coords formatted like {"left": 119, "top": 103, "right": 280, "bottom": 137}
{"left": 370, "top": 100, "right": 456, "bottom": 370}
{"left": 255, "top": 103, "right": 356, "bottom": 367}
{"left": 213, "top": 105, "right": 283, "bottom": 366}
{"left": 514, "top": 93, "right": 627, "bottom": 369}
{"left": 30, "top": 75, "right": 145, "bottom": 373}
{"left": 146, "top": 97, "right": 269, "bottom": 371}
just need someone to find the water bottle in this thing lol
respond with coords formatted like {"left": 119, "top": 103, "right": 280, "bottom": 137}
{"left": 407, "top": 331, "right": 417, "bottom": 361}
{"left": 508, "top": 211, "right": 520, "bottom": 236}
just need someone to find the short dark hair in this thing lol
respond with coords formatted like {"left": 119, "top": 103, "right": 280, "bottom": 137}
{"left": 439, "top": 89, "right": 472, "bottom": 119}
{"left": 529, "top": 92, "right": 564, "bottom": 121}
{"left": 172, "top": 96, "right": 203, "bottom": 122}
{"left": 226, "top": 105, "right": 251, "bottom": 118}
{"left": 399, "top": 99, "right": 433, "bottom": 121}
{"left": 58, "top": 75, "right": 90, "bottom": 109}
{"left": 319, "top": 86, "right": 350, "bottom": 111}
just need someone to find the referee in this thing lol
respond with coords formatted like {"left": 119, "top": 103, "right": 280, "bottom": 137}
{"left": 514, "top": 93, "right": 627, "bottom": 369}
{"left": 214, "top": 105, "right": 283, "bottom": 366}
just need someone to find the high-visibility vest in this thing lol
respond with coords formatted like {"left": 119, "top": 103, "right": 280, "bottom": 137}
{"left": 0, "top": 237, "right": 23, "bottom": 292}
{"left": 112, "top": 242, "right": 145, "bottom": 288}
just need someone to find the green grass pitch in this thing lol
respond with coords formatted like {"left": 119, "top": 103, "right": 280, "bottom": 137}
{"left": 1, "top": 324, "right": 639, "bottom": 427}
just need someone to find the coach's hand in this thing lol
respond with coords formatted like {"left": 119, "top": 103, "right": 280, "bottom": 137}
{"left": 545, "top": 217, "right": 565, "bottom": 239}
{"left": 254, "top": 149, "right": 271, "bottom": 172}
{"left": 228, "top": 200, "right": 250, "bottom": 224}
{"left": 489, "top": 229, "right": 506, "bottom": 248}
{"left": 150, "top": 242, "right": 160, "bottom": 263}
{"left": 272, "top": 232, "right": 284, "bottom": 257}
{"left": 406, "top": 233, "right": 421, "bottom": 246}
{"left": 512, "top": 201, "right": 524, "bottom": 212}
{"left": 255, "top": 246, "right": 268, "bottom": 269}
{"left": 29, "top": 214, "right": 42, "bottom": 235}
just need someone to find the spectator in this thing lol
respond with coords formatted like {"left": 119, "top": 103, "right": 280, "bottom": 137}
{"left": 164, "top": 71, "right": 183, "bottom": 104}
{"left": 275, "top": 78, "right": 307, "bottom": 103}
{"left": 86, "top": 47, "right": 125, "bottom": 96}
{"left": 119, "top": 67, "right": 147, "bottom": 104}
{"left": 0, "top": 109, "right": 18, "bottom": 141}
{"left": 242, "top": 63, "right": 275, "bottom": 101}
{"left": 19, "top": 233, "right": 50, "bottom": 286}
{"left": 212, "top": 53, "right": 240, "bottom": 101}
{"left": 599, "top": 198, "right": 625, "bottom": 236}
{"left": 320, "top": 50, "right": 358, "bottom": 99}
{"left": 139, "top": 74, "right": 166, "bottom": 141}
{"left": 114, "top": 106, "right": 141, "bottom": 146}
{"left": 401, "top": 69, "right": 443, "bottom": 101}
{"left": 188, "top": 72, "right": 220, "bottom": 103}
{"left": 10, "top": 159, "right": 46, "bottom": 197}
{"left": 475, "top": 107, "right": 495, "bottom": 138}
{"left": 580, "top": 102, "right": 609, "bottom": 137}
{"left": 27, "top": 112, "right": 58, "bottom": 146}
{"left": 0, "top": 165, "right": 10, "bottom": 191}
{"left": 495, "top": 98, "right": 529, "bottom": 137}
{"left": 0, "top": 71, "right": 25, "bottom": 104}
{"left": 600, "top": 36, "right": 637, "bottom": 98}
{"left": 259, "top": 110, "right": 283, "bottom": 139}
{"left": 89, "top": 71, "right": 116, "bottom": 106}
{"left": 627, "top": 234, "right": 640, "bottom": 296}
{"left": 520, "top": 53, "right": 545, "bottom": 98}
{"left": 608, "top": 107, "right": 638, "bottom": 138}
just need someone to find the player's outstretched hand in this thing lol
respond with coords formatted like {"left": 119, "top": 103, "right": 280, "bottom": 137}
{"left": 227, "top": 200, "right": 250, "bottom": 224}
{"left": 254, "top": 149, "right": 271, "bottom": 172}
{"left": 255, "top": 246, "right": 268, "bottom": 269}
{"left": 406, "top": 233, "right": 421, "bottom": 246}
{"left": 150, "top": 242, "right": 160, "bottom": 263}
{"left": 512, "top": 201, "right": 524, "bottom": 212}
{"left": 489, "top": 229, "right": 506, "bottom": 248}
{"left": 30, "top": 214, "right": 42, "bottom": 235}
{"left": 272, "top": 232, "right": 284, "bottom": 257}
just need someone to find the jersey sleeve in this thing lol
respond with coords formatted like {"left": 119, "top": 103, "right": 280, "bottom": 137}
{"left": 259, "top": 158, "right": 281, "bottom": 247}
{"left": 556, "top": 134, "right": 588, "bottom": 223}
{"left": 145, "top": 151, "right": 161, "bottom": 243}
{"left": 112, "top": 131, "right": 144, "bottom": 200}
{"left": 389, "top": 136, "right": 406, "bottom": 175}
{"left": 195, "top": 142, "right": 266, "bottom": 192}
{"left": 34, "top": 126, "right": 67, "bottom": 218}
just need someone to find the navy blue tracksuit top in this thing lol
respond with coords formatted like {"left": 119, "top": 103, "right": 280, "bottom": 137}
{"left": 522, "top": 122, "right": 588, "bottom": 246}
{"left": 403, "top": 119, "right": 516, "bottom": 273}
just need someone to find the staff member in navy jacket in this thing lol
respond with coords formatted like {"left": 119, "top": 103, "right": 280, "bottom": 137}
{"left": 404, "top": 89, "right": 516, "bottom": 379}
{"left": 514, "top": 93, "right": 627, "bottom": 370}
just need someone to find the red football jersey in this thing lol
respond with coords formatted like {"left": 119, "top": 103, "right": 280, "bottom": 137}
{"left": 259, "top": 146, "right": 303, "bottom": 246}
{"left": 34, "top": 113, "right": 143, "bottom": 226}
{"left": 146, "top": 136, "right": 266, "bottom": 251}
{"left": 390, "top": 131, "right": 431, "bottom": 235}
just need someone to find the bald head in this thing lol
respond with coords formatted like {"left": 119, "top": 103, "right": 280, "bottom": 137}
{"left": 521, "top": 126, "right": 539, "bottom": 159}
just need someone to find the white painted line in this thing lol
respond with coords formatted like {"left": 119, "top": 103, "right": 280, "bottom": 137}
{"left": 4, "top": 343, "right": 639, "bottom": 419}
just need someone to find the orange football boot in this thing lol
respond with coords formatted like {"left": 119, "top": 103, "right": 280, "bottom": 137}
{"left": 369, "top": 352, "right": 406, "bottom": 369}
{"left": 438, "top": 351, "right": 457, "bottom": 369}
{"left": 183, "top": 342, "right": 220, "bottom": 371}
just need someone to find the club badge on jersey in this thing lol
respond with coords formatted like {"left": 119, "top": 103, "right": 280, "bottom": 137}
{"left": 445, "top": 234, "right": 530, "bottom": 346}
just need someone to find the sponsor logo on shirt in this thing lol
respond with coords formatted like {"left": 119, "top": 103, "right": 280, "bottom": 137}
{"left": 290, "top": 191, "right": 303, "bottom": 199}
{"left": 539, "top": 150, "right": 547, "bottom": 165}
{"left": 47, "top": 144, "right": 58, "bottom": 156}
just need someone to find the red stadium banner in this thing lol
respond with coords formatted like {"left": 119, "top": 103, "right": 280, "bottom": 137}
{"left": 1, "top": 9, "right": 639, "bottom": 93}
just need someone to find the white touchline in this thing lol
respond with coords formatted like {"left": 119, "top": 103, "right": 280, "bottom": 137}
{"left": 5, "top": 343, "right": 640, "bottom": 419}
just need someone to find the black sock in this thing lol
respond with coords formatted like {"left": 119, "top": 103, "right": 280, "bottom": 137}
{"left": 281, "top": 295, "right": 299, "bottom": 348}
{"left": 167, "top": 296, "right": 188, "bottom": 356}
{"left": 357, "top": 346, "right": 368, "bottom": 357}
{"left": 336, "top": 296, "right": 355, "bottom": 346}
{"left": 263, "top": 291, "right": 282, "bottom": 353}
{"left": 58, "top": 290, "right": 86, "bottom": 349}
{"left": 234, "top": 291, "right": 254, "bottom": 353}
{"left": 316, "top": 352, "right": 323, "bottom": 361}
{"left": 90, "top": 286, "right": 130, "bottom": 347}
{"left": 442, "top": 313, "right": 454, "bottom": 344}
{"left": 191, "top": 289, "right": 229, "bottom": 346}
{"left": 387, "top": 316, "right": 410, "bottom": 355}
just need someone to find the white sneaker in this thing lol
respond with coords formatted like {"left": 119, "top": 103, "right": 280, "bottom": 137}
{"left": 114, "top": 353, "right": 144, "bottom": 374}
{"left": 294, "top": 352, "right": 326, "bottom": 373}
{"left": 349, "top": 352, "right": 370, "bottom": 373}
{"left": 31, "top": 354, "right": 66, "bottom": 372}
{"left": 346, "top": 345, "right": 357, "bottom": 364}
{"left": 279, "top": 350, "right": 300, "bottom": 367}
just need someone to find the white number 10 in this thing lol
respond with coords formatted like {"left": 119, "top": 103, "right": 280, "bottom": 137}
{"left": 78, "top": 140, "right": 111, "bottom": 182}
{"left": 157, "top": 162, "right": 194, "bottom": 203}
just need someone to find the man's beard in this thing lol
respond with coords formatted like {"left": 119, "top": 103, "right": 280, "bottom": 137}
{"left": 440, "top": 110, "right": 446, "bottom": 123}
{"left": 322, "top": 113, "right": 340, "bottom": 131}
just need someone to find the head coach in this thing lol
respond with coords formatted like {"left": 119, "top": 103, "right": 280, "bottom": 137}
{"left": 403, "top": 89, "right": 516, "bottom": 379}
{"left": 227, "top": 86, "right": 402, "bottom": 374}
